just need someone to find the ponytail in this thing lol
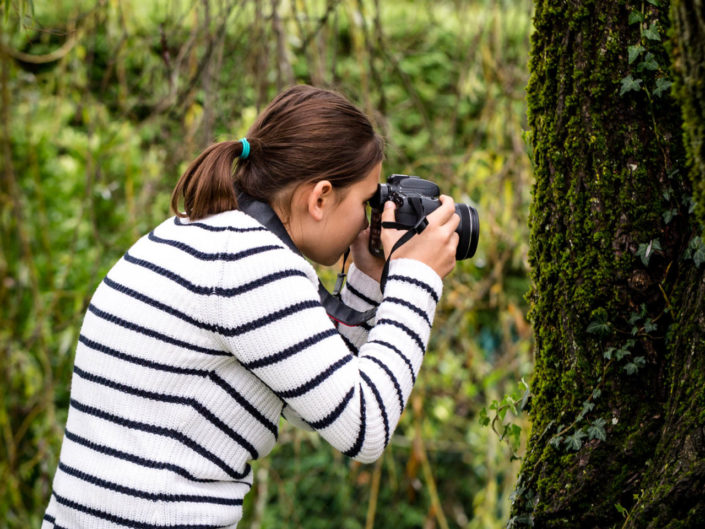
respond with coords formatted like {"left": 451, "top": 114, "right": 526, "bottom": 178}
{"left": 170, "top": 140, "right": 248, "bottom": 220}
{"left": 171, "top": 85, "right": 385, "bottom": 221}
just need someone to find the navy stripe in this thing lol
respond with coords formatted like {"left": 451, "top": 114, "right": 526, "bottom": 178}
{"left": 363, "top": 356, "right": 404, "bottom": 415}
{"left": 124, "top": 252, "right": 309, "bottom": 296}
{"left": 386, "top": 274, "right": 439, "bottom": 303}
{"left": 340, "top": 333, "right": 359, "bottom": 355}
{"left": 375, "top": 318, "right": 425, "bottom": 351}
{"left": 365, "top": 340, "right": 416, "bottom": 384}
{"left": 149, "top": 231, "right": 281, "bottom": 262}
{"left": 343, "top": 388, "right": 366, "bottom": 458}
{"left": 78, "top": 334, "right": 207, "bottom": 376}
{"left": 385, "top": 296, "right": 431, "bottom": 326}
{"left": 52, "top": 491, "right": 229, "bottom": 529}
{"left": 278, "top": 355, "right": 352, "bottom": 398}
{"left": 64, "top": 429, "right": 221, "bottom": 484}
{"left": 58, "top": 462, "right": 242, "bottom": 505}
{"left": 70, "top": 399, "right": 249, "bottom": 480}
{"left": 174, "top": 217, "right": 267, "bottom": 233}
{"left": 73, "top": 366, "right": 259, "bottom": 460}
{"left": 242, "top": 329, "right": 337, "bottom": 369}
{"left": 107, "top": 275, "right": 310, "bottom": 337}
{"left": 103, "top": 276, "right": 215, "bottom": 331}
{"left": 360, "top": 372, "right": 390, "bottom": 447}
{"left": 224, "top": 299, "right": 320, "bottom": 337}
{"left": 308, "top": 386, "right": 355, "bottom": 429}
{"left": 209, "top": 373, "right": 279, "bottom": 437}
{"left": 346, "top": 282, "right": 379, "bottom": 307}
{"left": 43, "top": 514, "right": 55, "bottom": 525}
{"left": 360, "top": 321, "right": 372, "bottom": 332}
{"left": 87, "top": 304, "right": 229, "bottom": 356}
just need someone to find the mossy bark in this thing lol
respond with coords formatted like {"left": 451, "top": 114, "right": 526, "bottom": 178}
{"left": 511, "top": 1, "right": 705, "bottom": 527}
{"left": 671, "top": 0, "right": 705, "bottom": 228}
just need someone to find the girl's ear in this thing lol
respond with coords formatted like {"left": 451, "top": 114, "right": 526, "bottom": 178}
{"left": 306, "top": 180, "right": 334, "bottom": 221}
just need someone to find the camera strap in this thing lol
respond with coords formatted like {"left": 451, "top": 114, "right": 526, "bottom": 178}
{"left": 237, "top": 192, "right": 377, "bottom": 327}
{"left": 378, "top": 196, "right": 429, "bottom": 291}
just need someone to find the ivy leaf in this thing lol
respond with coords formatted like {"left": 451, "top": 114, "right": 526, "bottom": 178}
{"left": 603, "top": 347, "right": 615, "bottom": 360}
{"left": 549, "top": 436, "right": 563, "bottom": 449}
{"left": 587, "top": 320, "right": 611, "bottom": 336}
{"left": 564, "top": 429, "right": 587, "bottom": 451}
{"left": 654, "top": 78, "right": 673, "bottom": 97}
{"left": 628, "top": 11, "right": 644, "bottom": 24}
{"left": 644, "top": 320, "right": 657, "bottom": 333}
{"left": 620, "top": 75, "right": 642, "bottom": 96}
{"left": 637, "top": 239, "right": 661, "bottom": 266}
{"left": 592, "top": 388, "right": 602, "bottom": 400}
{"left": 588, "top": 418, "right": 607, "bottom": 441}
{"left": 580, "top": 400, "right": 595, "bottom": 418}
{"left": 688, "top": 236, "right": 705, "bottom": 268}
{"left": 642, "top": 22, "right": 661, "bottom": 41}
{"left": 646, "top": 0, "right": 660, "bottom": 6}
{"left": 628, "top": 44, "right": 645, "bottom": 64}
{"left": 616, "top": 347, "right": 631, "bottom": 361}
{"left": 638, "top": 52, "right": 659, "bottom": 71}
{"left": 663, "top": 208, "right": 677, "bottom": 224}
{"left": 623, "top": 357, "right": 645, "bottom": 375}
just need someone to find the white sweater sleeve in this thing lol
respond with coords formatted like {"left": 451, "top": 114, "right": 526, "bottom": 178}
{"left": 216, "top": 242, "right": 442, "bottom": 463}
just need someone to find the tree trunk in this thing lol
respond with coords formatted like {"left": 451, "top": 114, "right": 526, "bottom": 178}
{"left": 511, "top": 1, "right": 705, "bottom": 527}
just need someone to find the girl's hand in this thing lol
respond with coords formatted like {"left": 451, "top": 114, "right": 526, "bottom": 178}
{"left": 381, "top": 195, "right": 459, "bottom": 279}
{"left": 350, "top": 227, "right": 386, "bottom": 283}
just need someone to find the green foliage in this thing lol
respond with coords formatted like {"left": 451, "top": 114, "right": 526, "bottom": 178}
{"left": 1, "top": 0, "right": 534, "bottom": 527}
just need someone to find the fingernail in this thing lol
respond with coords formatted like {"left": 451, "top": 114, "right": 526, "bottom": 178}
{"left": 384, "top": 201, "right": 395, "bottom": 209}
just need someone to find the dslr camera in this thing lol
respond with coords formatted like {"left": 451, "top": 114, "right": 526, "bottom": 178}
{"left": 368, "top": 174, "right": 479, "bottom": 261}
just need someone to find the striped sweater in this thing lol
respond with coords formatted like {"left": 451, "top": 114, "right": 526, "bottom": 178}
{"left": 42, "top": 208, "right": 442, "bottom": 529}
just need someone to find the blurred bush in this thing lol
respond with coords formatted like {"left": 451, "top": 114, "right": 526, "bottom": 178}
{"left": 0, "top": 1, "right": 533, "bottom": 527}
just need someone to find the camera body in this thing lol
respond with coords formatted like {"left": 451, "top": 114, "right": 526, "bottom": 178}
{"left": 368, "top": 174, "right": 479, "bottom": 261}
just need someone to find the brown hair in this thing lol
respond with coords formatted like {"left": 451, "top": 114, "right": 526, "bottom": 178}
{"left": 171, "top": 85, "right": 385, "bottom": 220}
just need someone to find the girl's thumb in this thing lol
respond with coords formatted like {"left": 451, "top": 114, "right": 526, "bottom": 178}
{"left": 381, "top": 200, "right": 396, "bottom": 223}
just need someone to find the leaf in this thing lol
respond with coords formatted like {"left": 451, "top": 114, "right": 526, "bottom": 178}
{"left": 616, "top": 347, "right": 631, "bottom": 361}
{"left": 644, "top": 320, "right": 657, "bottom": 333}
{"left": 549, "top": 436, "right": 563, "bottom": 449}
{"left": 588, "top": 418, "right": 607, "bottom": 441}
{"left": 587, "top": 320, "right": 611, "bottom": 336}
{"left": 615, "top": 503, "right": 628, "bottom": 517}
{"left": 628, "top": 11, "right": 644, "bottom": 24}
{"left": 620, "top": 75, "right": 642, "bottom": 96}
{"left": 592, "top": 388, "right": 602, "bottom": 400}
{"left": 628, "top": 44, "right": 645, "bottom": 64}
{"left": 479, "top": 407, "right": 490, "bottom": 426}
{"left": 663, "top": 208, "right": 677, "bottom": 224}
{"left": 638, "top": 52, "right": 659, "bottom": 71}
{"left": 603, "top": 347, "right": 615, "bottom": 360}
{"left": 637, "top": 239, "right": 660, "bottom": 265}
{"left": 654, "top": 78, "right": 673, "bottom": 97}
{"left": 624, "top": 357, "right": 646, "bottom": 374}
{"left": 646, "top": 0, "right": 660, "bottom": 5}
{"left": 642, "top": 22, "right": 661, "bottom": 41}
{"left": 564, "top": 429, "right": 587, "bottom": 451}
{"left": 580, "top": 400, "right": 595, "bottom": 418}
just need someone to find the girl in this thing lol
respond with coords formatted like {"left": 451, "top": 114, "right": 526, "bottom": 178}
{"left": 42, "top": 85, "right": 459, "bottom": 528}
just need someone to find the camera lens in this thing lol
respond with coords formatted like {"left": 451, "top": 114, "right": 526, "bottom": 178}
{"left": 454, "top": 204, "right": 479, "bottom": 260}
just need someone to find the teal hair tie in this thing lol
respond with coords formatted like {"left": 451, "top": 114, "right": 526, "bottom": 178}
{"left": 239, "top": 137, "right": 250, "bottom": 159}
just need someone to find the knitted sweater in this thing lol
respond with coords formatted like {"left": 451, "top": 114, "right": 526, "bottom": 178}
{"left": 42, "top": 208, "right": 442, "bottom": 529}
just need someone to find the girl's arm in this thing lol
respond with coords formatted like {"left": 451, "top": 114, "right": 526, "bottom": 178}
{"left": 217, "top": 246, "right": 441, "bottom": 463}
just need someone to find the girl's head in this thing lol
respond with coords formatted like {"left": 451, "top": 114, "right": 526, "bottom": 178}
{"left": 171, "top": 85, "right": 384, "bottom": 222}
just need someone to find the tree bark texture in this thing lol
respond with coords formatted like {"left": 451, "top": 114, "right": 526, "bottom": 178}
{"left": 671, "top": 0, "right": 705, "bottom": 229}
{"left": 511, "top": 1, "right": 705, "bottom": 527}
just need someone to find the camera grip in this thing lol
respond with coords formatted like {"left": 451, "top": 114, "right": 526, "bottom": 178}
{"left": 368, "top": 209, "right": 385, "bottom": 258}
